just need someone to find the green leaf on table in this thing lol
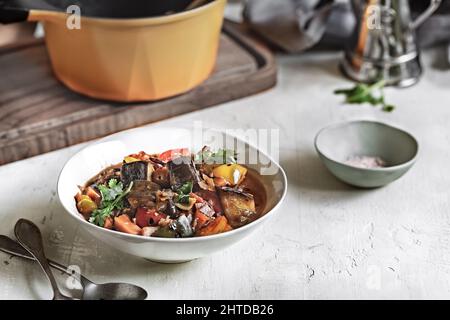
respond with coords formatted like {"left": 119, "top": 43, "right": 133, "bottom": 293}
{"left": 382, "top": 104, "right": 395, "bottom": 112}
{"left": 334, "top": 80, "right": 396, "bottom": 112}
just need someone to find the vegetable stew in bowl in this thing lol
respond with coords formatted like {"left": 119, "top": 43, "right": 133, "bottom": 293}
{"left": 75, "top": 147, "right": 267, "bottom": 238}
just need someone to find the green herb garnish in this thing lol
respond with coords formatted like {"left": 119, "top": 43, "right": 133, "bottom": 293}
{"left": 334, "top": 80, "right": 395, "bottom": 112}
{"left": 89, "top": 179, "right": 133, "bottom": 227}
{"left": 97, "top": 179, "right": 125, "bottom": 201}
{"left": 195, "top": 148, "right": 237, "bottom": 164}
{"left": 175, "top": 181, "right": 193, "bottom": 204}
{"left": 382, "top": 104, "right": 395, "bottom": 112}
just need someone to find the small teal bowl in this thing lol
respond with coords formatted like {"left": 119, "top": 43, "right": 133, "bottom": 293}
{"left": 314, "top": 120, "right": 419, "bottom": 188}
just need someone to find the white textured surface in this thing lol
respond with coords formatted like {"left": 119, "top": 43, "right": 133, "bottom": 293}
{"left": 1, "top": 43, "right": 450, "bottom": 299}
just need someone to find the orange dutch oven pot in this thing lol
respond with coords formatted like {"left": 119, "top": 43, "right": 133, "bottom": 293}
{"left": 0, "top": 0, "right": 226, "bottom": 102}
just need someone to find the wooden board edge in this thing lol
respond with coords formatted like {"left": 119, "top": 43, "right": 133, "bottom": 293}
{"left": 0, "top": 21, "right": 278, "bottom": 166}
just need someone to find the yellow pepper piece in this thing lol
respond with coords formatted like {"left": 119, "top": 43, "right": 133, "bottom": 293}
{"left": 212, "top": 164, "right": 247, "bottom": 186}
{"left": 175, "top": 197, "right": 197, "bottom": 211}
{"left": 77, "top": 198, "right": 98, "bottom": 217}
{"left": 124, "top": 156, "right": 140, "bottom": 163}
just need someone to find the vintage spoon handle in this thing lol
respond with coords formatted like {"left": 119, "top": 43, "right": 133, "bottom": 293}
{"left": 0, "top": 235, "right": 89, "bottom": 286}
{"left": 0, "top": 234, "right": 147, "bottom": 300}
{"left": 14, "top": 219, "right": 75, "bottom": 300}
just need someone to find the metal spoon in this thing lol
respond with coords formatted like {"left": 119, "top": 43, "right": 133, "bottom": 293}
{"left": 0, "top": 234, "right": 148, "bottom": 300}
{"left": 14, "top": 219, "right": 74, "bottom": 300}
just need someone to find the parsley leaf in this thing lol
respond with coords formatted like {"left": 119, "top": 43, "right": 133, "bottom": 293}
{"left": 98, "top": 179, "right": 123, "bottom": 201}
{"left": 89, "top": 179, "right": 133, "bottom": 227}
{"left": 175, "top": 181, "right": 193, "bottom": 204}
{"left": 195, "top": 148, "right": 237, "bottom": 164}
{"left": 334, "top": 80, "right": 396, "bottom": 112}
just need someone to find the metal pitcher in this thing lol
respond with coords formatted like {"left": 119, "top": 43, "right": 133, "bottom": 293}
{"left": 341, "top": 0, "right": 441, "bottom": 87}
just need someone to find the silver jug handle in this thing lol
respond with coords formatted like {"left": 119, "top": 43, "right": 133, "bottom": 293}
{"left": 411, "top": 0, "right": 442, "bottom": 30}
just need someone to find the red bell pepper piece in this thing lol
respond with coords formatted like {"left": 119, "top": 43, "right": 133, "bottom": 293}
{"left": 136, "top": 208, "right": 166, "bottom": 228}
{"left": 158, "top": 148, "right": 190, "bottom": 162}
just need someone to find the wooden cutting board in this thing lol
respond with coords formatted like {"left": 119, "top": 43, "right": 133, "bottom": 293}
{"left": 0, "top": 21, "right": 277, "bottom": 165}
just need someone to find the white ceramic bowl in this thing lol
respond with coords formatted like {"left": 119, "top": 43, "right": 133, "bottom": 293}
{"left": 57, "top": 126, "right": 287, "bottom": 263}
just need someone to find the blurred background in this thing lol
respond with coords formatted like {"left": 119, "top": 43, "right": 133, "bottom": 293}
{"left": 1, "top": 0, "right": 449, "bottom": 73}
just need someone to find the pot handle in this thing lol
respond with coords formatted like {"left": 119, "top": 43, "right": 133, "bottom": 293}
{"left": 411, "top": 0, "right": 441, "bottom": 30}
{"left": 0, "top": 1, "right": 30, "bottom": 24}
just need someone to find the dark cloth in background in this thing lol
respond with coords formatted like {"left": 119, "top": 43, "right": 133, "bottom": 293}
{"left": 244, "top": 0, "right": 450, "bottom": 52}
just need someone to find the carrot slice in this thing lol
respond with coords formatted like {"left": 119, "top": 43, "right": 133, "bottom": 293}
{"left": 223, "top": 224, "right": 233, "bottom": 232}
{"left": 86, "top": 187, "right": 101, "bottom": 205}
{"left": 194, "top": 210, "right": 210, "bottom": 231}
{"left": 114, "top": 215, "right": 142, "bottom": 235}
{"left": 103, "top": 217, "right": 114, "bottom": 230}
{"left": 75, "top": 193, "right": 85, "bottom": 203}
{"left": 196, "top": 216, "right": 232, "bottom": 236}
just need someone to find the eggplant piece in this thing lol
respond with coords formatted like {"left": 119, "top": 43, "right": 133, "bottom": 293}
{"left": 155, "top": 189, "right": 179, "bottom": 218}
{"left": 168, "top": 156, "right": 200, "bottom": 190}
{"left": 152, "top": 167, "right": 170, "bottom": 188}
{"left": 126, "top": 180, "right": 161, "bottom": 209}
{"left": 218, "top": 187, "right": 257, "bottom": 228}
{"left": 165, "top": 198, "right": 178, "bottom": 218}
{"left": 175, "top": 214, "right": 194, "bottom": 237}
{"left": 195, "top": 189, "right": 223, "bottom": 214}
{"left": 121, "top": 161, "right": 154, "bottom": 187}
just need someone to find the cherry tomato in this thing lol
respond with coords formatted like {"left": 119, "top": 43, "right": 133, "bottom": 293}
{"left": 158, "top": 148, "right": 190, "bottom": 162}
{"left": 136, "top": 208, "right": 166, "bottom": 228}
